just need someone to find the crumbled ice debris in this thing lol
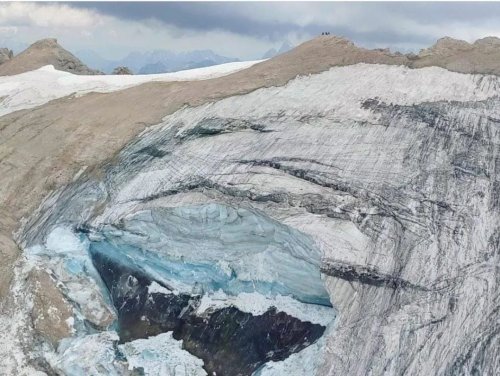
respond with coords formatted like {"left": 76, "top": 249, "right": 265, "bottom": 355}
{"left": 46, "top": 226, "right": 88, "bottom": 256}
{"left": 26, "top": 226, "right": 116, "bottom": 329}
{"left": 148, "top": 281, "right": 171, "bottom": 295}
{"left": 47, "top": 331, "right": 129, "bottom": 375}
{"left": 255, "top": 336, "right": 328, "bottom": 376}
{"left": 119, "top": 332, "right": 207, "bottom": 376}
{"left": 65, "top": 317, "right": 75, "bottom": 333}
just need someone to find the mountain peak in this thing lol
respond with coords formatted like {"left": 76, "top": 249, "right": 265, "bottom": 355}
{"left": 419, "top": 37, "right": 472, "bottom": 57}
{"left": 474, "top": 36, "right": 500, "bottom": 45}
{"left": 0, "top": 37, "right": 101, "bottom": 76}
{"left": 278, "top": 41, "right": 293, "bottom": 53}
{"left": 30, "top": 38, "right": 59, "bottom": 49}
{"left": 0, "top": 48, "right": 13, "bottom": 65}
{"left": 262, "top": 41, "right": 294, "bottom": 59}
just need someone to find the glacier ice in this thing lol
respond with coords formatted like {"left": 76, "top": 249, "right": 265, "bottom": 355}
{"left": 12, "top": 62, "right": 500, "bottom": 375}
{"left": 25, "top": 227, "right": 116, "bottom": 330}
{"left": 119, "top": 332, "right": 207, "bottom": 376}
{"left": 22, "top": 203, "right": 334, "bottom": 375}
{"left": 47, "top": 332, "right": 129, "bottom": 375}
{"left": 89, "top": 229, "right": 329, "bottom": 375}
{"left": 87, "top": 204, "right": 332, "bottom": 306}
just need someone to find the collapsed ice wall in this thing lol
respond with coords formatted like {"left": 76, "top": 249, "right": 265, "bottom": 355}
{"left": 17, "top": 63, "right": 500, "bottom": 375}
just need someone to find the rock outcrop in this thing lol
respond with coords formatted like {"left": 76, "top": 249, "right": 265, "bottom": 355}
{"left": 0, "top": 38, "right": 101, "bottom": 76}
{"left": 3, "top": 35, "right": 500, "bottom": 78}
{"left": 111, "top": 66, "right": 133, "bottom": 75}
{"left": 0, "top": 48, "right": 13, "bottom": 65}
{"left": 272, "top": 34, "right": 500, "bottom": 76}
{"left": 412, "top": 36, "right": 500, "bottom": 74}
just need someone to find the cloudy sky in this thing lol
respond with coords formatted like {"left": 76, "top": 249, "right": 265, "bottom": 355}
{"left": 1, "top": 2, "right": 500, "bottom": 60}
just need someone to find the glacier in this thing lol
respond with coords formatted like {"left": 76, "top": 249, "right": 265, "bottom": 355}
{"left": 9, "top": 62, "right": 500, "bottom": 375}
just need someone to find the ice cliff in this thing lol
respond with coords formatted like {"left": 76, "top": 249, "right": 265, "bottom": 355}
{"left": 11, "top": 63, "right": 500, "bottom": 375}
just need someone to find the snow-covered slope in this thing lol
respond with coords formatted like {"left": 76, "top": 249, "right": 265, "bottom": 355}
{"left": 0, "top": 60, "right": 263, "bottom": 116}
{"left": 7, "top": 62, "right": 500, "bottom": 375}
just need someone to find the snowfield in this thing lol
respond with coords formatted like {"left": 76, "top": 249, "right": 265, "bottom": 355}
{"left": 0, "top": 60, "right": 263, "bottom": 116}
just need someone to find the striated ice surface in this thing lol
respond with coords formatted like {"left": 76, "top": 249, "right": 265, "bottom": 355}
{"left": 89, "top": 204, "right": 331, "bottom": 306}
{"left": 14, "top": 62, "right": 500, "bottom": 375}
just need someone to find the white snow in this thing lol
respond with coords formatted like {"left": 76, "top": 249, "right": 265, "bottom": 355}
{"left": 196, "top": 290, "right": 335, "bottom": 326}
{"left": 45, "top": 226, "right": 88, "bottom": 255}
{"left": 0, "top": 60, "right": 263, "bottom": 116}
{"left": 148, "top": 281, "right": 171, "bottom": 295}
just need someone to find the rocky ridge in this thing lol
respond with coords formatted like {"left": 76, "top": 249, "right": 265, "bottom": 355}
{"left": 0, "top": 38, "right": 101, "bottom": 76}
{"left": 111, "top": 66, "right": 133, "bottom": 75}
{"left": 0, "top": 48, "right": 13, "bottom": 65}
{"left": 264, "top": 34, "right": 500, "bottom": 77}
{"left": 4, "top": 35, "right": 500, "bottom": 78}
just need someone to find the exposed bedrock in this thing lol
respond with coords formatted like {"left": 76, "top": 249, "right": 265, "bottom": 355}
{"left": 16, "top": 64, "right": 500, "bottom": 375}
{"left": 0, "top": 38, "right": 101, "bottom": 76}
{"left": 90, "top": 249, "right": 325, "bottom": 376}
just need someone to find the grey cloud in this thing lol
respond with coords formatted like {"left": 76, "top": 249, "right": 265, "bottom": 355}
{"left": 70, "top": 2, "right": 300, "bottom": 41}
{"left": 68, "top": 2, "right": 500, "bottom": 50}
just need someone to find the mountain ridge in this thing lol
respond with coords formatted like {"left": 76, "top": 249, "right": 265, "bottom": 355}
{"left": 262, "top": 41, "right": 294, "bottom": 59}
{"left": 77, "top": 48, "right": 238, "bottom": 74}
{"left": 4, "top": 34, "right": 500, "bottom": 77}
{"left": 0, "top": 38, "right": 101, "bottom": 76}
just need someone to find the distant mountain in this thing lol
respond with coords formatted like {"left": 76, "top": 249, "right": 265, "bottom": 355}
{"left": 77, "top": 49, "right": 239, "bottom": 74}
{"left": 138, "top": 61, "right": 168, "bottom": 75}
{"left": 77, "top": 49, "right": 114, "bottom": 72}
{"left": 112, "top": 66, "right": 133, "bottom": 75}
{"left": 262, "top": 47, "right": 278, "bottom": 60}
{"left": 262, "top": 41, "right": 294, "bottom": 59}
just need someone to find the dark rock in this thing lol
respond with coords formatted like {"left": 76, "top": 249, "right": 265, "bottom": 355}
{"left": 112, "top": 66, "right": 133, "bottom": 75}
{"left": 90, "top": 246, "right": 325, "bottom": 376}
{"left": 0, "top": 48, "right": 13, "bottom": 65}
